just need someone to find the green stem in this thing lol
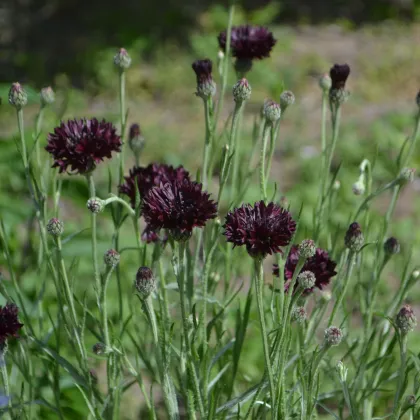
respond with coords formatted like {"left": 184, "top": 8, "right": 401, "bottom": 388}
{"left": 401, "top": 110, "right": 420, "bottom": 168}
{"left": 56, "top": 237, "right": 78, "bottom": 326}
{"left": 0, "top": 350, "right": 12, "bottom": 417}
{"left": 34, "top": 106, "right": 45, "bottom": 169}
{"left": 230, "top": 106, "right": 244, "bottom": 199}
{"left": 101, "top": 266, "right": 115, "bottom": 348}
{"left": 265, "top": 119, "right": 279, "bottom": 183}
{"left": 103, "top": 195, "right": 136, "bottom": 216}
{"left": 17, "top": 108, "right": 28, "bottom": 169}
{"left": 86, "top": 173, "right": 101, "bottom": 296}
{"left": 254, "top": 259, "right": 276, "bottom": 414}
{"left": 392, "top": 334, "right": 408, "bottom": 420}
{"left": 259, "top": 121, "right": 271, "bottom": 203}
{"left": 118, "top": 69, "right": 127, "bottom": 183}
{"left": 175, "top": 242, "right": 205, "bottom": 418}
{"left": 202, "top": 97, "right": 214, "bottom": 189}
{"left": 213, "top": 4, "right": 234, "bottom": 130}
{"left": 328, "top": 252, "right": 355, "bottom": 326}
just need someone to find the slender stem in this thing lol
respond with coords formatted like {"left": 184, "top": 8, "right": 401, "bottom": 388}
{"left": 56, "top": 237, "right": 78, "bottom": 326}
{"left": 86, "top": 173, "right": 101, "bottom": 296}
{"left": 320, "top": 92, "right": 328, "bottom": 173}
{"left": 213, "top": 4, "right": 234, "bottom": 130}
{"left": 230, "top": 106, "right": 244, "bottom": 198}
{"left": 0, "top": 350, "right": 12, "bottom": 416}
{"left": 202, "top": 97, "right": 214, "bottom": 189}
{"left": 401, "top": 110, "right": 420, "bottom": 168}
{"left": 34, "top": 106, "right": 45, "bottom": 169}
{"left": 265, "top": 119, "right": 279, "bottom": 183}
{"left": 175, "top": 242, "right": 205, "bottom": 418}
{"left": 118, "top": 69, "right": 127, "bottom": 183}
{"left": 254, "top": 259, "right": 276, "bottom": 413}
{"left": 103, "top": 196, "right": 136, "bottom": 216}
{"left": 392, "top": 334, "right": 408, "bottom": 420}
{"left": 328, "top": 252, "right": 355, "bottom": 326}
{"left": 17, "top": 108, "right": 28, "bottom": 169}
{"left": 101, "top": 266, "right": 115, "bottom": 348}
{"left": 259, "top": 121, "right": 271, "bottom": 203}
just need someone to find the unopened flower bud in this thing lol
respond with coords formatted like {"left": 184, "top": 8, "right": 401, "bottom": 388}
{"left": 324, "top": 326, "right": 343, "bottom": 346}
{"left": 398, "top": 168, "right": 415, "bottom": 185}
{"left": 232, "top": 78, "right": 251, "bottom": 102}
{"left": 404, "top": 395, "right": 416, "bottom": 409}
{"left": 40, "top": 86, "right": 55, "bottom": 106}
{"left": 113, "top": 48, "right": 131, "bottom": 69}
{"left": 128, "top": 123, "right": 145, "bottom": 156}
{"left": 333, "top": 180, "right": 341, "bottom": 191}
{"left": 299, "top": 239, "right": 316, "bottom": 259}
{"left": 396, "top": 304, "right": 417, "bottom": 334}
{"left": 135, "top": 267, "right": 156, "bottom": 299}
{"left": 416, "top": 90, "right": 420, "bottom": 108}
{"left": 217, "top": 50, "right": 224, "bottom": 61}
{"left": 280, "top": 196, "right": 289, "bottom": 208}
{"left": 192, "top": 59, "right": 216, "bottom": 99}
{"left": 8, "top": 83, "right": 28, "bottom": 109}
{"left": 352, "top": 180, "right": 365, "bottom": 195}
{"left": 384, "top": 237, "right": 400, "bottom": 256}
{"left": 87, "top": 197, "right": 105, "bottom": 214}
{"left": 344, "top": 222, "right": 364, "bottom": 252}
{"left": 411, "top": 269, "right": 420, "bottom": 280}
{"left": 336, "top": 361, "right": 348, "bottom": 382}
{"left": 298, "top": 271, "right": 316, "bottom": 290}
{"left": 210, "top": 272, "right": 220, "bottom": 283}
{"left": 291, "top": 306, "right": 307, "bottom": 323}
{"left": 279, "top": 90, "right": 295, "bottom": 110}
{"left": 320, "top": 290, "right": 332, "bottom": 303}
{"left": 104, "top": 249, "right": 120, "bottom": 267}
{"left": 263, "top": 100, "right": 281, "bottom": 123}
{"left": 47, "top": 218, "right": 64, "bottom": 237}
{"left": 319, "top": 73, "right": 332, "bottom": 92}
{"left": 92, "top": 342, "right": 107, "bottom": 355}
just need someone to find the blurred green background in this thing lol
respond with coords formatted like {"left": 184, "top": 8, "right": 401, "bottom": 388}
{"left": 1, "top": 2, "right": 420, "bottom": 417}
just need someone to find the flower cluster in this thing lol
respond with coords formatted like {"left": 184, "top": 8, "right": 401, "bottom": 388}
{"left": 274, "top": 245, "right": 337, "bottom": 294}
{"left": 224, "top": 201, "right": 296, "bottom": 259}
{"left": 46, "top": 118, "right": 122, "bottom": 174}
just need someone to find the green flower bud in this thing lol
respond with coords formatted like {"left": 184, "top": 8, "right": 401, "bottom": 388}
{"left": 104, "top": 249, "right": 120, "bottom": 267}
{"left": 8, "top": 83, "right": 28, "bottom": 109}
{"left": 299, "top": 239, "right": 316, "bottom": 259}
{"left": 291, "top": 306, "right": 307, "bottom": 324}
{"left": 46, "top": 218, "right": 64, "bottom": 237}
{"left": 135, "top": 267, "right": 156, "bottom": 299}
{"left": 319, "top": 73, "right": 332, "bottom": 92}
{"left": 324, "top": 326, "right": 343, "bottom": 346}
{"left": 396, "top": 304, "right": 417, "bottom": 334}
{"left": 279, "top": 90, "right": 295, "bottom": 110}
{"left": 384, "top": 237, "right": 400, "bottom": 256}
{"left": 232, "top": 78, "right": 251, "bottom": 102}
{"left": 113, "top": 48, "right": 131, "bottom": 69}
{"left": 344, "top": 222, "right": 364, "bottom": 252}
{"left": 40, "top": 86, "right": 55, "bottom": 106}
{"left": 298, "top": 271, "right": 316, "bottom": 290}
{"left": 87, "top": 197, "right": 105, "bottom": 214}
{"left": 263, "top": 100, "right": 281, "bottom": 123}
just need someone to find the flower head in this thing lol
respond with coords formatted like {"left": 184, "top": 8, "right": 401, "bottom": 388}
{"left": 218, "top": 25, "right": 276, "bottom": 61}
{"left": 232, "top": 78, "right": 252, "bottom": 103}
{"left": 143, "top": 179, "right": 217, "bottom": 237}
{"left": 104, "top": 249, "right": 120, "bottom": 267}
{"left": 324, "top": 326, "right": 343, "bottom": 346}
{"left": 224, "top": 201, "right": 296, "bottom": 259}
{"left": 128, "top": 123, "right": 145, "bottom": 156}
{"left": 396, "top": 304, "right": 417, "bottom": 334}
{"left": 344, "top": 222, "right": 364, "bottom": 252}
{"left": 291, "top": 306, "right": 307, "bottom": 324}
{"left": 8, "top": 82, "right": 28, "bottom": 109}
{"left": 192, "top": 59, "right": 216, "bottom": 99}
{"left": 113, "top": 48, "right": 131, "bottom": 69}
{"left": 0, "top": 303, "right": 23, "bottom": 344}
{"left": 384, "top": 237, "right": 400, "bottom": 256}
{"left": 329, "top": 64, "right": 350, "bottom": 90}
{"left": 47, "top": 218, "right": 64, "bottom": 237}
{"left": 274, "top": 245, "right": 337, "bottom": 294}
{"left": 46, "top": 118, "right": 122, "bottom": 174}
{"left": 135, "top": 267, "right": 156, "bottom": 299}
{"left": 40, "top": 86, "right": 55, "bottom": 106}
{"left": 119, "top": 163, "right": 190, "bottom": 208}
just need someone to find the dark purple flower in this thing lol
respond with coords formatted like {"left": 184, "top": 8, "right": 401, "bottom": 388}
{"left": 142, "top": 179, "right": 217, "bottom": 236}
{"left": 329, "top": 64, "right": 350, "bottom": 90}
{"left": 192, "top": 59, "right": 213, "bottom": 84}
{"left": 223, "top": 201, "right": 296, "bottom": 259}
{"left": 129, "top": 123, "right": 141, "bottom": 140}
{"left": 218, "top": 25, "right": 276, "bottom": 61}
{"left": 0, "top": 303, "right": 23, "bottom": 344}
{"left": 45, "top": 118, "right": 122, "bottom": 174}
{"left": 119, "top": 164, "right": 190, "bottom": 208}
{"left": 274, "top": 245, "right": 337, "bottom": 294}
